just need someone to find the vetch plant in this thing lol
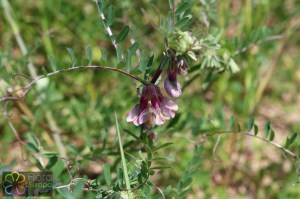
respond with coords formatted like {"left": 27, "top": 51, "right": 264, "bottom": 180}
{"left": 1, "top": 0, "right": 300, "bottom": 198}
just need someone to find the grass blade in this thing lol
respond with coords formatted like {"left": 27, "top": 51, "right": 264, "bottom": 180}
{"left": 114, "top": 111, "right": 131, "bottom": 190}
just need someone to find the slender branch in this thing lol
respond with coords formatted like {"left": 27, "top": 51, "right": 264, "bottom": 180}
{"left": 207, "top": 130, "right": 298, "bottom": 160}
{"left": 0, "top": 65, "right": 149, "bottom": 103}
{"left": 11, "top": 73, "right": 35, "bottom": 80}
{"left": 150, "top": 54, "right": 167, "bottom": 84}
{"left": 2, "top": 101, "right": 26, "bottom": 160}
{"left": 0, "top": 96, "right": 20, "bottom": 103}
{"left": 212, "top": 135, "right": 221, "bottom": 162}
{"left": 55, "top": 178, "right": 87, "bottom": 189}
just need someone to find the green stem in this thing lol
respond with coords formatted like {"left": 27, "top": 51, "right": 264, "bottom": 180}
{"left": 1, "top": 65, "right": 149, "bottom": 104}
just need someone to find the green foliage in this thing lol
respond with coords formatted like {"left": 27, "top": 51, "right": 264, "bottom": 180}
{"left": 106, "top": 5, "right": 115, "bottom": 26}
{"left": 116, "top": 26, "right": 130, "bottom": 44}
{"left": 66, "top": 48, "right": 77, "bottom": 67}
{"left": 1, "top": 0, "right": 300, "bottom": 198}
{"left": 48, "top": 56, "right": 57, "bottom": 71}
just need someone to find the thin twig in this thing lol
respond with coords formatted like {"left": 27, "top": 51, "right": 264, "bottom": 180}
{"left": 207, "top": 130, "right": 298, "bottom": 160}
{"left": 55, "top": 178, "right": 87, "bottom": 190}
{"left": 150, "top": 54, "right": 167, "bottom": 84}
{"left": 212, "top": 135, "right": 221, "bottom": 162}
{"left": 0, "top": 65, "right": 150, "bottom": 103}
{"left": 2, "top": 101, "right": 26, "bottom": 160}
{"left": 11, "top": 73, "right": 36, "bottom": 80}
{"left": 0, "top": 96, "right": 20, "bottom": 103}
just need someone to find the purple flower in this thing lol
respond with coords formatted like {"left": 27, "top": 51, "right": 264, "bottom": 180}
{"left": 127, "top": 85, "right": 178, "bottom": 128}
{"left": 164, "top": 56, "right": 188, "bottom": 98}
{"left": 164, "top": 69, "right": 182, "bottom": 98}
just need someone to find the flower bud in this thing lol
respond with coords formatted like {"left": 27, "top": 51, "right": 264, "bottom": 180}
{"left": 164, "top": 74, "right": 182, "bottom": 98}
{"left": 169, "top": 30, "right": 196, "bottom": 56}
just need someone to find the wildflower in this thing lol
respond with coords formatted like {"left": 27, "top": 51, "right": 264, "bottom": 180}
{"left": 164, "top": 56, "right": 188, "bottom": 98}
{"left": 127, "top": 85, "right": 178, "bottom": 128}
{"left": 164, "top": 69, "right": 182, "bottom": 98}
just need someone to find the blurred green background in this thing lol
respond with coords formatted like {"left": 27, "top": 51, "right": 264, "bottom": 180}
{"left": 1, "top": 0, "right": 300, "bottom": 198}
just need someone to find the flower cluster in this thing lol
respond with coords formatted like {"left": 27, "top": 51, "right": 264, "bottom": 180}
{"left": 127, "top": 30, "right": 203, "bottom": 128}
{"left": 127, "top": 85, "right": 178, "bottom": 129}
{"left": 168, "top": 30, "right": 202, "bottom": 61}
{"left": 163, "top": 30, "right": 204, "bottom": 99}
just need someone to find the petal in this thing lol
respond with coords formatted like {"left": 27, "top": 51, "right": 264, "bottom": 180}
{"left": 138, "top": 109, "right": 150, "bottom": 125}
{"left": 127, "top": 104, "right": 139, "bottom": 122}
{"left": 133, "top": 117, "right": 139, "bottom": 126}
{"left": 176, "top": 59, "right": 188, "bottom": 76}
{"left": 149, "top": 85, "right": 157, "bottom": 96}
{"left": 154, "top": 114, "right": 165, "bottom": 125}
{"left": 148, "top": 113, "right": 157, "bottom": 128}
{"left": 163, "top": 97, "right": 178, "bottom": 111}
{"left": 176, "top": 66, "right": 188, "bottom": 76}
{"left": 161, "top": 106, "right": 175, "bottom": 118}
{"left": 164, "top": 77, "right": 182, "bottom": 98}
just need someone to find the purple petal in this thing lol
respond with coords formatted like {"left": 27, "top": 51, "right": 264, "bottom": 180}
{"left": 133, "top": 117, "right": 139, "bottom": 126}
{"left": 161, "top": 106, "right": 175, "bottom": 118}
{"left": 154, "top": 112, "right": 165, "bottom": 125}
{"left": 138, "top": 108, "right": 150, "bottom": 125}
{"left": 176, "top": 66, "right": 188, "bottom": 76}
{"left": 127, "top": 104, "right": 139, "bottom": 122}
{"left": 163, "top": 97, "right": 178, "bottom": 111}
{"left": 175, "top": 58, "right": 188, "bottom": 76}
{"left": 164, "top": 77, "right": 182, "bottom": 98}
